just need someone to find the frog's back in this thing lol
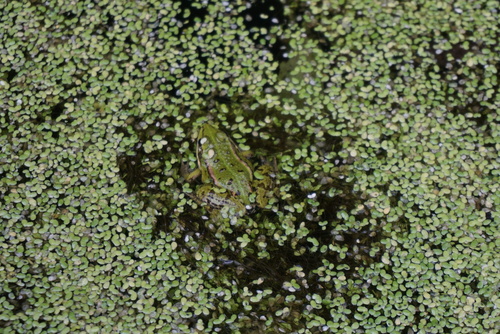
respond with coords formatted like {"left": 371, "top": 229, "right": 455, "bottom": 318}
{"left": 198, "top": 124, "right": 254, "bottom": 204}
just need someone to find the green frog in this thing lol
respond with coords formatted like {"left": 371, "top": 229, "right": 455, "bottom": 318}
{"left": 185, "top": 123, "right": 274, "bottom": 217}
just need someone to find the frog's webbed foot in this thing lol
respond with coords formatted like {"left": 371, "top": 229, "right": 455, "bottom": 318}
{"left": 252, "top": 164, "right": 276, "bottom": 209}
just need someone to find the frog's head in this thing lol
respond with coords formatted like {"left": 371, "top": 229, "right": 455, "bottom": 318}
{"left": 198, "top": 123, "right": 218, "bottom": 138}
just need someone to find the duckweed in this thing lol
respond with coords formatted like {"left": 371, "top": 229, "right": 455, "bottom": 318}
{"left": 1, "top": 0, "right": 498, "bottom": 333}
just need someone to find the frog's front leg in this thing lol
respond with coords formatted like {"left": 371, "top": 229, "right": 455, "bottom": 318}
{"left": 185, "top": 168, "right": 201, "bottom": 182}
{"left": 181, "top": 158, "right": 202, "bottom": 183}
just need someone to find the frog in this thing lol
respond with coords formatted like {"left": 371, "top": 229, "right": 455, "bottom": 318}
{"left": 185, "top": 123, "right": 275, "bottom": 218}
